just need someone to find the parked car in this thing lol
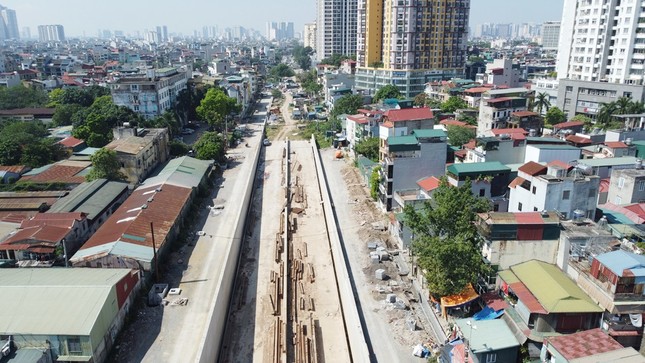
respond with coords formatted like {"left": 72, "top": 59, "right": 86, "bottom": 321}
{"left": 263, "top": 138, "right": 271, "bottom": 146}
{"left": 181, "top": 128, "right": 195, "bottom": 135}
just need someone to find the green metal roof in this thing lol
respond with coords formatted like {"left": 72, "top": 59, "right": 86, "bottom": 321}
{"left": 507, "top": 260, "right": 603, "bottom": 313}
{"left": 447, "top": 161, "right": 511, "bottom": 176}
{"left": 0, "top": 268, "right": 132, "bottom": 336}
{"left": 412, "top": 129, "right": 446, "bottom": 139}
{"left": 49, "top": 179, "right": 129, "bottom": 221}
{"left": 526, "top": 137, "right": 567, "bottom": 143}
{"left": 143, "top": 156, "right": 212, "bottom": 189}
{"left": 455, "top": 318, "right": 520, "bottom": 353}
{"left": 387, "top": 134, "right": 418, "bottom": 146}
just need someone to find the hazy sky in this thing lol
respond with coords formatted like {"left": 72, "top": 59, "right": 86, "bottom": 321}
{"left": 3, "top": 0, "right": 564, "bottom": 37}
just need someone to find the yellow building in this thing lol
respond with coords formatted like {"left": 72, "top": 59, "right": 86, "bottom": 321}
{"left": 356, "top": 0, "right": 470, "bottom": 97}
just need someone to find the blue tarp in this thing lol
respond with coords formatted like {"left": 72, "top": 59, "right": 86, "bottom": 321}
{"left": 473, "top": 306, "right": 505, "bottom": 321}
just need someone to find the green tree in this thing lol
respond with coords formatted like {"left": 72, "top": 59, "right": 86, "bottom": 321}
{"left": 270, "top": 63, "right": 295, "bottom": 79}
{"left": 320, "top": 54, "right": 352, "bottom": 67}
{"left": 354, "top": 137, "right": 379, "bottom": 162}
{"left": 457, "top": 114, "right": 477, "bottom": 126}
{"left": 86, "top": 148, "right": 126, "bottom": 181}
{"left": 52, "top": 103, "right": 83, "bottom": 127}
{"left": 534, "top": 92, "right": 551, "bottom": 114}
{"left": 440, "top": 96, "right": 468, "bottom": 113}
{"left": 193, "top": 132, "right": 226, "bottom": 162}
{"left": 0, "top": 85, "right": 48, "bottom": 109}
{"left": 60, "top": 88, "right": 94, "bottom": 107}
{"left": 169, "top": 140, "right": 190, "bottom": 157}
{"left": 332, "top": 94, "right": 364, "bottom": 117}
{"left": 271, "top": 89, "right": 283, "bottom": 99}
{"left": 142, "top": 111, "right": 181, "bottom": 138}
{"left": 47, "top": 89, "right": 65, "bottom": 107}
{"left": 369, "top": 166, "right": 381, "bottom": 200}
{"left": 72, "top": 96, "right": 142, "bottom": 147}
{"left": 196, "top": 88, "right": 240, "bottom": 131}
{"left": 292, "top": 45, "right": 313, "bottom": 70}
{"left": 446, "top": 125, "right": 476, "bottom": 147}
{"left": 571, "top": 114, "right": 594, "bottom": 131}
{"left": 414, "top": 93, "right": 428, "bottom": 107}
{"left": 373, "top": 84, "right": 401, "bottom": 102}
{"left": 21, "top": 139, "right": 63, "bottom": 168}
{"left": 404, "top": 178, "right": 490, "bottom": 297}
{"left": 544, "top": 106, "right": 566, "bottom": 126}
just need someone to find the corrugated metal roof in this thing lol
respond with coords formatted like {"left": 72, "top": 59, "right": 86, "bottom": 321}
{"left": 447, "top": 161, "right": 511, "bottom": 176}
{"left": 48, "top": 179, "right": 129, "bottom": 221}
{"left": 384, "top": 107, "right": 434, "bottom": 122}
{"left": 142, "top": 156, "right": 212, "bottom": 190}
{"left": 0, "top": 268, "right": 132, "bottom": 335}
{"left": 507, "top": 260, "right": 603, "bottom": 313}
{"left": 411, "top": 129, "right": 446, "bottom": 139}
{"left": 387, "top": 135, "right": 418, "bottom": 146}
{"left": 455, "top": 318, "right": 520, "bottom": 353}
{"left": 77, "top": 183, "right": 191, "bottom": 262}
{"left": 569, "top": 347, "right": 645, "bottom": 362}
{"left": 71, "top": 241, "right": 154, "bottom": 263}
{"left": 595, "top": 250, "right": 645, "bottom": 278}
{"left": 547, "top": 328, "right": 624, "bottom": 360}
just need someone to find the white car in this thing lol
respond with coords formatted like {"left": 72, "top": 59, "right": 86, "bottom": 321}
{"left": 263, "top": 138, "right": 271, "bottom": 146}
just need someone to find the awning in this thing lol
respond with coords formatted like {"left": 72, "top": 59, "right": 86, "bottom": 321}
{"left": 56, "top": 355, "right": 92, "bottom": 362}
{"left": 441, "top": 284, "right": 479, "bottom": 316}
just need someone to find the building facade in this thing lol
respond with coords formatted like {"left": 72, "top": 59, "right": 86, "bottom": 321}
{"left": 38, "top": 25, "right": 65, "bottom": 42}
{"left": 607, "top": 167, "right": 645, "bottom": 205}
{"left": 316, "top": 0, "right": 358, "bottom": 61}
{"left": 110, "top": 67, "right": 190, "bottom": 119}
{"left": 541, "top": 21, "right": 561, "bottom": 50}
{"left": 0, "top": 5, "right": 18, "bottom": 40}
{"left": 304, "top": 22, "right": 317, "bottom": 49}
{"left": 355, "top": 0, "right": 469, "bottom": 98}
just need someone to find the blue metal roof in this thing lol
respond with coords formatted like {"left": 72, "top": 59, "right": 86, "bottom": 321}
{"left": 595, "top": 250, "right": 645, "bottom": 277}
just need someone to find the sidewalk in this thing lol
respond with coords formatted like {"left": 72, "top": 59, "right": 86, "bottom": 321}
{"left": 411, "top": 280, "right": 451, "bottom": 344}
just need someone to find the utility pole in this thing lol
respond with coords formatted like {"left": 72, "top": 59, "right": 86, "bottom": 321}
{"left": 62, "top": 238, "right": 69, "bottom": 267}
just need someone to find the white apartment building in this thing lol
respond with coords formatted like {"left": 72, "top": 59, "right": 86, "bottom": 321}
{"left": 110, "top": 67, "right": 190, "bottom": 119}
{"left": 475, "top": 58, "right": 522, "bottom": 88}
{"left": 541, "top": 21, "right": 561, "bottom": 50}
{"left": 315, "top": 0, "right": 357, "bottom": 61}
{"left": 38, "top": 25, "right": 65, "bottom": 42}
{"left": 477, "top": 87, "right": 531, "bottom": 136}
{"left": 557, "top": 0, "right": 645, "bottom": 118}
{"left": 304, "top": 23, "right": 317, "bottom": 50}
{"left": 531, "top": 77, "right": 559, "bottom": 113}
{"left": 0, "top": 5, "right": 19, "bottom": 40}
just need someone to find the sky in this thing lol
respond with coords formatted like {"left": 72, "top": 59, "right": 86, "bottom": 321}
{"left": 3, "top": 0, "right": 564, "bottom": 38}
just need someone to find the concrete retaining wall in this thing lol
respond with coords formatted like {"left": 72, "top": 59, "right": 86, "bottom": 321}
{"left": 196, "top": 122, "right": 266, "bottom": 363}
{"left": 310, "top": 136, "right": 371, "bottom": 363}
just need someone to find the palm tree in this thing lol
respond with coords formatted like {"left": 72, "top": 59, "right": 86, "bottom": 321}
{"left": 629, "top": 100, "right": 645, "bottom": 114}
{"left": 534, "top": 92, "right": 551, "bottom": 115}
{"left": 615, "top": 96, "right": 633, "bottom": 115}
{"left": 597, "top": 101, "right": 617, "bottom": 125}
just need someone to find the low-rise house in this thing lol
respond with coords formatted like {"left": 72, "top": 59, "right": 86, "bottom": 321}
{"left": 0, "top": 108, "right": 56, "bottom": 123}
{"left": 105, "top": 127, "right": 170, "bottom": 184}
{"left": 70, "top": 157, "right": 212, "bottom": 273}
{"left": 602, "top": 141, "right": 632, "bottom": 158}
{"left": 465, "top": 134, "right": 527, "bottom": 165}
{"left": 0, "top": 268, "right": 140, "bottom": 363}
{"left": 577, "top": 156, "right": 641, "bottom": 178}
{"left": 568, "top": 249, "right": 645, "bottom": 350}
{"left": 478, "top": 211, "right": 561, "bottom": 274}
{"left": 378, "top": 107, "right": 435, "bottom": 160}
{"left": 607, "top": 167, "right": 645, "bottom": 205}
{"left": 541, "top": 328, "right": 645, "bottom": 363}
{"left": 552, "top": 120, "right": 585, "bottom": 135}
{"left": 509, "top": 162, "right": 600, "bottom": 219}
{"left": 497, "top": 260, "right": 603, "bottom": 348}
{"left": 452, "top": 318, "right": 521, "bottom": 363}
{"left": 524, "top": 144, "right": 582, "bottom": 164}
{"left": 0, "top": 165, "right": 29, "bottom": 183}
{"left": 0, "top": 212, "right": 88, "bottom": 264}
{"left": 477, "top": 87, "right": 531, "bottom": 136}
{"left": 508, "top": 110, "right": 543, "bottom": 134}
{"left": 19, "top": 160, "right": 92, "bottom": 187}
{"left": 446, "top": 161, "right": 511, "bottom": 211}
{"left": 48, "top": 179, "right": 130, "bottom": 234}
{"left": 379, "top": 130, "right": 447, "bottom": 211}
{"left": 57, "top": 136, "right": 87, "bottom": 153}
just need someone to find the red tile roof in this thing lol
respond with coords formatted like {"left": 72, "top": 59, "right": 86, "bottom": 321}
{"left": 486, "top": 97, "right": 513, "bottom": 104}
{"left": 463, "top": 139, "right": 477, "bottom": 149}
{"left": 514, "top": 212, "right": 546, "bottom": 224}
{"left": 547, "top": 160, "right": 572, "bottom": 170}
{"left": 566, "top": 134, "right": 592, "bottom": 144}
{"left": 509, "top": 176, "right": 526, "bottom": 189}
{"left": 482, "top": 292, "right": 509, "bottom": 311}
{"left": 599, "top": 178, "right": 610, "bottom": 193}
{"left": 604, "top": 141, "right": 629, "bottom": 149}
{"left": 0, "top": 165, "right": 28, "bottom": 174}
{"left": 440, "top": 119, "right": 477, "bottom": 129}
{"left": 58, "top": 136, "right": 85, "bottom": 148}
{"left": 623, "top": 203, "right": 645, "bottom": 220}
{"left": 464, "top": 87, "right": 492, "bottom": 94}
{"left": 417, "top": 176, "right": 441, "bottom": 192}
{"left": 546, "top": 328, "right": 623, "bottom": 360}
{"left": 491, "top": 128, "right": 529, "bottom": 135}
{"left": 80, "top": 183, "right": 191, "bottom": 251}
{"left": 553, "top": 120, "right": 584, "bottom": 129}
{"left": 19, "top": 164, "right": 89, "bottom": 184}
{"left": 518, "top": 161, "right": 547, "bottom": 176}
{"left": 381, "top": 121, "right": 394, "bottom": 128}
{"left": 347, "top": 114, "right": 369, "bottom": 124}
{"left": 512, "top": 110, "right": 539, "bottom": 117}
{"left": 0, "top": 224, "right": 69, "bottom": 253}
{"left": 384, "top": 107, "right": 433, "bottom": 122}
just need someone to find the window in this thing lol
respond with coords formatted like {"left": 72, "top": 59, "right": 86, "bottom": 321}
{"left": 563, "top": 190, "right": 571, "bottom": 200}
{"left": 639, "top": 180, "right": 645, "bottom": 191}
{"left": 479, "top": 188, "right": 485, "bottom": 197}
{"left": 615, "top": 196, "right": 622, "bottom": 204}
{"left": 518, "top": 202, "right": 523, "bottom": 211}
{"left": 532, "top": 186, "right": 536, "bottom": 194}
{"left": 485, "top": 353, "right": 497, "bottom": 363}
{"left": 67, "top": 337, "right": 82, "bottom": 355}
{"left": 619, "top": 177, "right": 625, "bottom": 189}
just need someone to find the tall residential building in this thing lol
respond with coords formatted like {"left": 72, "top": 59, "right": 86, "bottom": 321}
{"left": 556, "top": 0, "right": 645, "bottom": 118}
{"left": 38, "top": 25, "right": 65, "bottom": 42}
{"left": 541, "top": 21, "right": 560, "bottom": 50}
{"left": 162, "top": 25, "right": 168, "bottom": 42}
{"left": 304, "top": 23, "right": 317, "bottom": 50}
{"left": 0, "top": 4, "right": 18, "bottom": 40}
{"left": 355, "top": 0, "right": 470, "bottom": 98}
{"left": 315, "top": 0, "right": 358, "bottom": 61}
